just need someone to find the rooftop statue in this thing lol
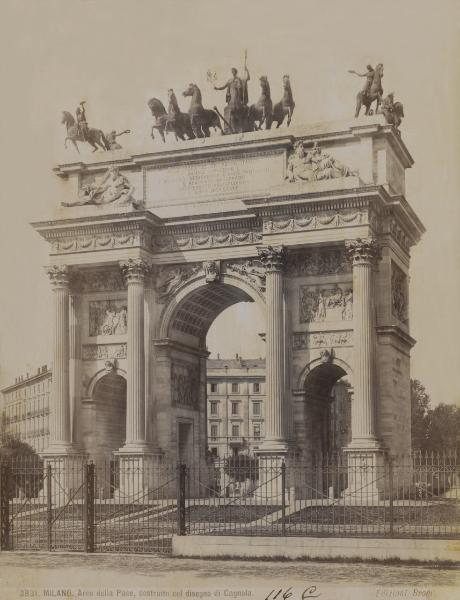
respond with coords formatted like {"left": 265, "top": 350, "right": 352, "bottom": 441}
{"left": 380, "top": 93, "right": 404, "bottom": 130}
{"left": 272, "top": 74, "right": 295, "bottom": 128}
{"left": 248, "top": 76, "right": 273, "bottom": 130}
{"left": 286, "top": 141, "right": 356, "bottom": 183}
{"left": 147, "top": 92, "right": 195, "bottom": 143}
{"left": 182, "top": 83, "right": 224, "bottom": 138}
{"left": 105, "top": 129, "right": 131, "bottom": 150}
{"left": 61, "top": 101, "right": 110, "bottom": 153}
{"left": 349, "top": 63, "right": 384, "bottom": 117}
{"left": 209, "top": 50, "right": 251, "bottom": 133}
{"left": 61, "top": 165, "right": 140, "bottom": 208}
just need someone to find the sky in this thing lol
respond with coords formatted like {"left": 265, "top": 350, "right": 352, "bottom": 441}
{"left": 0, "top": 0, "right": 459, "bottom": 407}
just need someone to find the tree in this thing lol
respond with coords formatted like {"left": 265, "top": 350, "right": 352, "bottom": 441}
{"left": 424, "top": 403, "right": 460, "bottom": 453}
{"left": 224, "top": 454, "right": 259, "bottom": 483}
{"left": 410, "top": 379, "right": 431, "bottom": 451}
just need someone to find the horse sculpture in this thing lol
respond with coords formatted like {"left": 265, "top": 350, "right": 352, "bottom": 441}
{"left": 248, "top": 76, "right": 273, "bottom": 130}
{"left": 182, "top": 83, "right": 223, "bottom": 138}
{"left": 148, "top": 94, "right": 195, "bottom": 143}
{"left": 272, "top": 74, "right": 295, "bottom": 128}
{"left": 355, "top": 63, "right": 384, "bottom": 117}
{"left": 61, "top": 111, "right": 109, "bottom": 153}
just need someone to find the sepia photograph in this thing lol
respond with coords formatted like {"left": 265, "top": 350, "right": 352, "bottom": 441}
{"left": 0, "top": 1, "right": 459, "bottom": 599}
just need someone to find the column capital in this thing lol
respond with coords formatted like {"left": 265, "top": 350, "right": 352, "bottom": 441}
{"left": 257, "top": 245, "right": 287, "bottom": 272}
{"left": 345, "top": 238, "right": 381, "bottom": 266}
{"left": 119, "top": 258, "right": 152, "bottom": 285}
{"left": 46, "top": 265, "right": 70, "bottom": 289}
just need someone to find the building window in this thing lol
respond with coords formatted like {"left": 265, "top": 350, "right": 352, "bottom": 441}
{"left": 253, "top": 382, "right": 260, "bottom": 393}
{"left": 210, "top": 447, "right": 218, "bottom": 458}
{"left": 231, "top": 402, "right": 239, "bottom": 415}
{"left": 210, "top": 402, "right": 218, "bottom": 415}
{"left": 253, "top": 402, "right": 261, "bottom": 416}
{"left": 231, "top": 383, "right": 239, "bottom": 393}
{"left": 232, "top": 424, "right": 240, "bottom": 437}
{"left": 210, "top": 383, "right": 217, "bottom": 393}
{"left": 210, "top": 424, "right": 218, "bottom": 439}
{"left": 253, "top": 424, "right": 261, "bottom": 439}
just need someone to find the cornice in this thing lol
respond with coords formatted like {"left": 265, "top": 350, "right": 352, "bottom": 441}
{"left": 376, "top": 325, "right": 416, "bottom": 349}
{"left": 153, "top": 338, "right": 210, "bottom": 358}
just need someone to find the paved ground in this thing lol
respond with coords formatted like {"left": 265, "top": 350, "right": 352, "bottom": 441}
{"left": 0, "top": 552, "right": 458, "bottom": 600}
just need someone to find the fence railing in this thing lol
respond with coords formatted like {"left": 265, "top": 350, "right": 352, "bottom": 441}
{"left": 0, "top": 452, "right": 458, "bottom": 553}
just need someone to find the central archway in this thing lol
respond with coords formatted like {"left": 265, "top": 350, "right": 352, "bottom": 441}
{"left": 155, "top": 274, "right": 266, "bottom": 465}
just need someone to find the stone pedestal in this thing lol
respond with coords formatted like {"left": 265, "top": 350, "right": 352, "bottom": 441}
{"left": 343, "top": 449, "right": 386, "bottom": 503}
{"left": 42, "top": 454, "right": 87, "bottom": 507}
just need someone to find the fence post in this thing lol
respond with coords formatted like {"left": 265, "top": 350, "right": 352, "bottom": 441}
{"left": 84, "top": 462, "right": 95, "bottom": 552}
{"left": 281, "top": 461, "right": 286, "bottom": 537}
{"left": 46, "top": 464, "right": 53, "bottom": 551}
{"left": 177, "top": 464, "right": 186, "bottom": 536}
{"left": 0, "top": 463, "right": 10, "bottom": 550}
{"left": 388, "top": 456, "right": 394, "bottom": 537}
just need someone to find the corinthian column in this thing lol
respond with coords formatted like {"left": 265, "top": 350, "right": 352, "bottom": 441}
{"left": 46, "top": 265, "right": 73, "bottom": 453}
{"left": 119, "top": 258, "right": 151, "bottom": 451}
{"left": 257, "top": 245, "right": 288, "bottom": 453}
{"left": 345, "top": 238, "right": 382, "bottom": 449}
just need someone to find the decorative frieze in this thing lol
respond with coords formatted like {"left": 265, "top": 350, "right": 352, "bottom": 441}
{"left": 391, "top": 261, "right": 409, "bottom": 324}
{"left": 293, "top": 330, "right": 353, "bottom": 351}
{"left": 299, "top": 284, "right": 353, "bottom": 323}
{"left": 89, "top": 299, "right": 127, "bottom": 336}
{"left": 263, "top": 211, "right": 366, "bottom": 234}
{"left": 286, "top": 141, "right": 357, "bottom": 183}
{"left": 286, "top": 247, "right": 351, "bottom": 277}
{"left": 171, "top": 363, "right": 199, "bottom": 408}
{"left": 151, "top": 229, "right": 262, "bottom": 252}
{"left": 52, "top": 231, "right": 149, "bottom": 254}
{"left": 82, "top": 343, "right": 127, "bottom": 361}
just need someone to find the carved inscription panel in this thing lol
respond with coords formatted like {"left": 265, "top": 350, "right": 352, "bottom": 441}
{"left": 146, "top": 152, "right": 283, "bottom": 206}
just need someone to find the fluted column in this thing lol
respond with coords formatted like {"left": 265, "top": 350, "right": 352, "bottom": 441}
{"left": 257, "top": 245, "right": 288, "bottom": 452}
{"left": 46, "top": 265, "right": 73, "bottom": 453}
{"left": 346, "top": 238, "right": 382, "bottom": 448}
{"left": 119, "top": 258, "right": 151, "bottom": 451}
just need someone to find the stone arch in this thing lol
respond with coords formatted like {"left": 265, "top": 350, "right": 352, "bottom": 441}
{"left": 296, "top": 356, "right": 353, "bottom": 392}
{"left": 86, "top": 366, "right": 127, "bottom": 398}
{"left": 296, "top": 356, "right": 353, "bottom": 459}
{"left": 91, "top": 368, "right": 127, "bottom": 460}
{"left": 158, "top": 272, "right": 266, "bottom": 343}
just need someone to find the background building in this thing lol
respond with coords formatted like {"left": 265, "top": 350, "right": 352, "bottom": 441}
{"left": 207, "top": 356, "right": 266, "bottom": 457}
{"left": 206, "top": 356, "right": 352, "bottom": 458}
{"left": 1, "top": 365, "right": 52, "bottom": 453}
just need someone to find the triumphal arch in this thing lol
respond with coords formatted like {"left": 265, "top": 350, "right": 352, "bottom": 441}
{"left": 33, "top": 115, "right": 424, "bottom": 496}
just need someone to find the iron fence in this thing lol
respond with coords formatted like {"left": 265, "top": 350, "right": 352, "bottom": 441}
{"left": 0, "top": 452, "right": 458, "bottom": 553}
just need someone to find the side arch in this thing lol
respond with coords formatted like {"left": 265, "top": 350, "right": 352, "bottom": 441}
{"left": 86, "top": 366, "right": 127, "bottom": 398}
{"left": 296, "top": 356, "right": 353, "bottom": 392}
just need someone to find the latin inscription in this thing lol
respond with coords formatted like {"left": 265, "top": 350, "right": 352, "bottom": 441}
{"left": 146, "top": 152, "right": 283, "bottom": 205}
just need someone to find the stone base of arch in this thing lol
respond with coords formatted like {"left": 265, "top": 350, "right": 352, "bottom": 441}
{"left": 112, "top": 450, "right": 164, "bottom": 501}
{"left": 41, "top": 453, "right": 88, "bottom": 506}
{"left": 342, "top": 447, "right": 387, "bottom": 503}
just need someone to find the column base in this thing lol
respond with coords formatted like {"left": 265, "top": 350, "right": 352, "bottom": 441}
{"left": 112, "top": 449, "right": 163, "bottom": 501}
{"left": 41, "top": 452, "right": 88, "bottom": 506}
{"left": 342, "top": 447, "right": 387, "bottom": 503}
{"left": 255, "top": 445, "right": 292, "bottom": 505}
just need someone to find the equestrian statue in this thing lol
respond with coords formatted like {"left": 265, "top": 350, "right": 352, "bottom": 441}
{"left": 248, "top": 76, "right": 273, "bottom": 130}
{"left": 182, "top": 83, "right": 224, "bottom": 138}
{"left": 61, "top": 101, "right": 110, "bottom": 152}
{"left": 272, "top": 74, "right": 295, "bottom": 128}
{"left": 350, "top": 63, "right": 384, "bottom": 117}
